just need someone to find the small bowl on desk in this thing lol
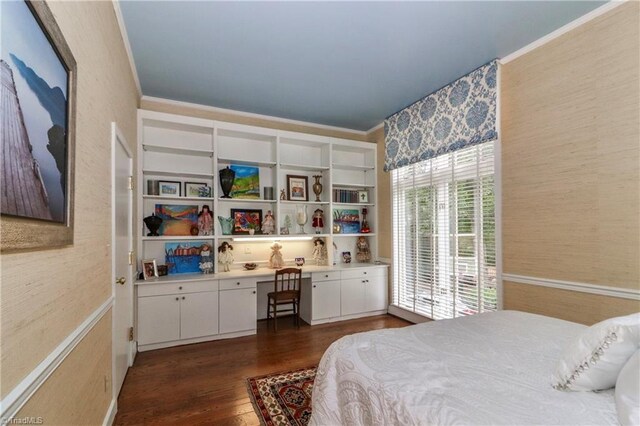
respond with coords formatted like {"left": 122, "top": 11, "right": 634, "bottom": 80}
{"left": 243, "top": 263, "right": 258, "bottom": 271}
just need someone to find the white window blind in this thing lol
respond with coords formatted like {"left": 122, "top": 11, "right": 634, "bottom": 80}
{"left": 392, "top": 142, "right": 497, "bottom": 320}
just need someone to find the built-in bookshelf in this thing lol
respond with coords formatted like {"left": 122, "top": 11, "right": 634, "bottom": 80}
{"left": 136, "top": 109, "right": 378, "bottom": 280}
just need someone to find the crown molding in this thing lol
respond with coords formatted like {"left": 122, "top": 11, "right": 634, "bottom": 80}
{"left": 500, "top": 1, "right": 627, "bottom": 65}
{"left": 112, "top": 0, "right": 141, "bottom": 97}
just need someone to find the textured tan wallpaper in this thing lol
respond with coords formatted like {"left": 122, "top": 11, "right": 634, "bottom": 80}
{"left": 501, "top": 3, "right": 639, "bottom": 318}
{"left": 0, "top": 0, "right": 138, "bottom": 414}
{"left": 369, "top": 127, "right": 391, "bottom": 259}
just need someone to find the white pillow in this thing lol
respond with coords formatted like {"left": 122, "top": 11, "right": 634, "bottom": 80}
{"left": 615, "top": 350, "right": 640, "bottom": 426}
{"left": 552, "top": 312, "right": 640, "bottom": 391}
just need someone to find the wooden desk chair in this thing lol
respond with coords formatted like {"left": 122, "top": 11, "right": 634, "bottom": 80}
{"left": 267, "top": 268, "right": 302, "bottom": 331}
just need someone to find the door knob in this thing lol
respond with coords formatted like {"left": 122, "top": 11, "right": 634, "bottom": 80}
{"left": 116, "top": 277, "right": 126, "bottom": 285}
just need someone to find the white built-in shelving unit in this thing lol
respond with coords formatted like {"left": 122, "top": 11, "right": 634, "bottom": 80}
{"left": 136, "top": 109, "right": 378, "bottom": 281}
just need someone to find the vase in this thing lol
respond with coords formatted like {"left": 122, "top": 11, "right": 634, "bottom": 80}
{"left": 143, "top": 213, "right": 162, "bottom": 236}
{"left": 219, "top": 166, "right": 235, "bottom": 198}
{"left": 218, "top": 216, "right": 233, "bottom": 235}
{"left": 312, "top": 175, "right": 323, "bottom": 202}
{"left": 296, "top": 205, "right": 308, "bottom": 234}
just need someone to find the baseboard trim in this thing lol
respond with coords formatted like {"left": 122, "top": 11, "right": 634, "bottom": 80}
{"left": 0, "top": 297, "right": 114, "bottom": 421}
{"left": 387, "top": 305, "right": 432, "bottom": 324}
{"left": 503, "top": 274, "right": 640, "bottom": 301}
{"left": 103, "top": 398, "right": 117, "bottom": 426}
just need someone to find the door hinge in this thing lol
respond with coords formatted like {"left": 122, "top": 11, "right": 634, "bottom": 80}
{"left": 128, "top": 176, "right": 134, "bottom": 191}
{"left": 128, "top": 251, "right": 134, "bottom": 266}
{"left": 128, "top": 327, "right": 134, "bottom": 341}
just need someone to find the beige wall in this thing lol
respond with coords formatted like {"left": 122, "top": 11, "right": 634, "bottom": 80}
{"left": 368, "top": 127, "right": 391, "bottom": 259}
{"left": 140, "top": 98, "right": 369, "bottom": 142}
{"left": 1, "top": 0, "right": 138, "bottom": 420}
{"left": 501, "top": 3, "right": 639, "bottom": 322}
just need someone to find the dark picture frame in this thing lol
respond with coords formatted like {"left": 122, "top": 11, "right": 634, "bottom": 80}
{"left": 184, "top": 181, "right": 211, "bottom": 198}
{"left": 1, "top": 0, "right": 77, "bottom": 252}
{"left": 230, "top": 208, "right": 262, "bottom": 234}
{"left": 158, "top": 180, "right": 181, "bottom": 197}
{"left": 287, "top": 175, "right": 308, "bottom": 202}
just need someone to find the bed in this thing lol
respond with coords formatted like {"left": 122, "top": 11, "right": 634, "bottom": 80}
{"left": 310, "top": 310, "right": 619, "bottom": 425}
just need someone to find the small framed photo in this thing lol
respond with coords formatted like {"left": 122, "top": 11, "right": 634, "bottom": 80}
{"left": 342, "top": 251, "right": 352, "bottom": 264}
{"left": 230, "top": 208, "right": 262, "bottom": 234}
{"left": 287, "top": 175, "right": 308, "bottom": 201}
{"left": 158, "top": 181, "right": 181, "bottom": 197}
{"left": 184, "top": 182, "right": 211, "bottom": 198}
{"left": 358, "top": 190, "right": 369, "bottom": 203}
{"left": 142, "top": 259, "right": 158, "bottom": 280}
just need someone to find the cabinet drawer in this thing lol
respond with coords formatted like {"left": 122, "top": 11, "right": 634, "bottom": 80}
{"left": 340, "top": 267, "right": 385, "bottom": 280}
{"left": 219, "top": 277, "right": 257, "bottom": 291}
{"left": 312, "top": 271, "right": 341, "bottom": 282}
{"left": 138, "top": 280, "right": 218, "bottom": 297}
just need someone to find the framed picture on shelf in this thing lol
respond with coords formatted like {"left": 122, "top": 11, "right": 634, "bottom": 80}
{"left": 230, "top": 164, "right": 260, "bottom": 199}
{"left": 184, "top": 182, "right": 211, "bottom": 198}
{"left": 230, "top": 208, "right": 262, "bottom": 234}
{"left": 142, "top": 259, "right": 158, "bottom": 280}
{"left": 1, "top": 0, "right": 77, "bottom": 252}
{"left": 165, "top": 242, "right": 202, "bottom": 274}
{"left": 333, "top": 209, "right": 360, "bottom": 234}
{"left": 155, "top": 204, "right": 198, "bottom": 236}
{"left": 158, "top": 181, "right": 181, "bottom": 197}
{"left": 287, "top": 175, "right": 308, "bottom": 201}
{"left": 358, "top": 190, "right": 369, "bottom": 203}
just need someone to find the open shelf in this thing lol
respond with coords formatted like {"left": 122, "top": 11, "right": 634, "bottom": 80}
{"left": 332, "top": 202, "right": 375, "bottom": 207}
{"left": 279, "top": 163, "right": 330, "bottom": 172}
{"left": 332, "top": 182, "right": 376, "bottom": 189}
{"left": 332, "top": 163, "right": 375, "bottom": 171}
{"left": 143, "top": 169, "right": 214, "bottom": 179}
{"left": 142, "top": 235, "right": 215, "bottom": 241}
{"left": 217, "top": 157, "right": 276, "bottom": 168}
{"left": 217, "top": 198, "right": 276, "bottom": 204}
{"left": 280, "top": 200, "right": 330, "bottom": 205}
{"left": 332, "top": 233, "right": 377, "bottom": 237}
{"left": 142, "top": 144, "right": 214, "bottom": 157}
{"left": 143, "top": 195, "right": 215, "bottom": 202}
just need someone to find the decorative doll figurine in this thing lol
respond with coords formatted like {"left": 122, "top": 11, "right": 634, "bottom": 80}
{"left": 269, "top": 242, "right": 284, "bottom": 269}
{"left": 198, "top": 205, "right": 213, "bottom": 236}
{"left": 312, "top": 238, "right": 327, "bottom": 266}
{"left": 261, "top": 210, "right": 275, "bottom": 235}
{"left": 280, "top": 189, "right": 286, "bottom": 200}
{"left": 199, "top": 243, "right": 214, "bottom": 274}
{"left": 217, "top": 241, "right": 234, "bottom": 272}
{"left": 356, "top": 236, "right": 371, "bottom": 263}
{"left": 312, "top": 209, "right": 324, "bottom": 234}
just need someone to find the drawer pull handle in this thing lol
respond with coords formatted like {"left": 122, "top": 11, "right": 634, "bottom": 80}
{"left": 252, "top": 291, "right": 256, "bottom": 294}
{"left": 313, "top": 285, "right": 317, "bottom": 288}
{"left": 179, "top": 286, "right": 183, "bottom": 290}
{"left": 175, "top": 297, "right": 179, "bottom": 301}
{"left": 325, "top": 275, "right": 328, "bottom": 278}
{"left": 182, "top": 296, "right": 185, "bottom": 300}
{"left": 237, "top": 282, "right": 240, "bottom": 285}
{"left": 364, "top": 272, "right": 367, "bottom": 275}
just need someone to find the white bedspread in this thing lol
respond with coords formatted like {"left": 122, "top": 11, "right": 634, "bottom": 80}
{"left": 310, "top": 310, "right": 618, "bottom": 425}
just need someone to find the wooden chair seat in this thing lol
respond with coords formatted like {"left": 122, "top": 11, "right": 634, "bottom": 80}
{"left": 267, "top": 268, "right": 302, "bottom": 331}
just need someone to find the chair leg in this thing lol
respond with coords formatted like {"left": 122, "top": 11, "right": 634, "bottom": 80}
{"left": 296, "top": 300, "right": 300, "bottom": 328}
{"left": 273, "top": 302, "right": 277, "bottom": 332}
{"left": 267, "top": 300, "right": 271, "bottom": 326}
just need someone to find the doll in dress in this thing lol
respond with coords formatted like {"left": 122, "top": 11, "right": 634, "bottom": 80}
{"left": 312, "top": 238, "right": 327, "bottom": 266}
{"left": 312, "top": 209, "right": 324, "bottom": 234}
{"left": 217, "top": 241, "right": 234, "bottom": 272}
{"left": 356, "top": 236, "right": 371, "bottom": 263}
{"left": 269, "top": 242, "right": 284, "bottom": 269}
{"left": 199, "top": 243, "right": 214, "bottom": 273}
{"left": 261, "top": 210, "right": 275, "bottom": 235}
{"left": 198, "top": 205, "right": 213, "bottom": 236}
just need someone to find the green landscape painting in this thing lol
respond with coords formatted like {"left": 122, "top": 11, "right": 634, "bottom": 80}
{"left": 230, "top": 164, "right": 260, "bottom": 199}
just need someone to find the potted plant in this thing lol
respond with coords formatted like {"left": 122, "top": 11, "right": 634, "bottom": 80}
{"left": 247, "top": 222, "right": 259, "bottom": 235}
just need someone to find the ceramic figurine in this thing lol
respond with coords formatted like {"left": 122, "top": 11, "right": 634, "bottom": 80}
{"left": 219, "top": 166, "right": 235, "bottom": 198}
{"left": 312, "top": 208, "right": 324, "bottom": 234}
{"left": 312, "top": 238, "right": 327, "bottom": 266}
{"left": 261, "top": 210, "right": 275, "bottom": 235}
{"left": 269, "top": 242, "right": 284, "bottom": 269}
{"left": 217, "top": 241, "right": 234, "bottom": 272}
{"left": 360, "top": 207, "right": 371, "bottom": 233}
{"left": 218, "top": 216, "right": 233, "bottom": 235}
{"left": 283, "top": 215, "right": 292, "bottom": 234}
{"left": 312, "top": 175, "right": 323, "bottom": 202}
{"left": 143, "top": 213, "right": 162, "bottom": 236}
{"left": 356, "top": 236, "right": 371, "bottom": 263}
{"left": 198, "top": 205, "right": 213, "bottom": 235}
{"left": 280, "top": 189, "right": 286, "bottom": 200}
{"left": 199, "top": 243, "right": 214, "bottom": 273}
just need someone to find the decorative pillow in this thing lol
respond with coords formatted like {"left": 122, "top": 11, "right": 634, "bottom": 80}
{"left": 552, "top": 312, "right": 640, "bottom": 391}
{"left": 615, "top": 350, "right": 640, "bottom": 426}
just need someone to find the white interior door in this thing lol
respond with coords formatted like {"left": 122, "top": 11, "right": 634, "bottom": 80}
{"left": 112, "top": 124, "right": 133, "bottom": 397}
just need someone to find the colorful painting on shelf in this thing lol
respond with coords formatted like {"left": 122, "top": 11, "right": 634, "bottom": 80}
{"left": 230, "top": 164, "right": 260, "bottom": 199}
{"left": 165, "top": 242, "right": 202, "bottom": 274}
{"left": 155, "top": 204, "right": 198, "bottom": 236}
{"left": 333, "top": 209, "right": 360, "bottom": 234}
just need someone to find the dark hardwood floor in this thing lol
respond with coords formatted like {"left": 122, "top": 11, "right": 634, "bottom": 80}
{"left": 115, "top": 314, "right": 411, "bottom": 425}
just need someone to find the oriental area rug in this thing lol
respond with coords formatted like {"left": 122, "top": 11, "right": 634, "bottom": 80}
{"left": 247, "top": 366, "right": 317, "bottom": 426}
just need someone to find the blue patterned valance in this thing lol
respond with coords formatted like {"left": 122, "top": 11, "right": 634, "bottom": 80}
{"left": 384, "top": 60, "right": 498, "bottom": 171}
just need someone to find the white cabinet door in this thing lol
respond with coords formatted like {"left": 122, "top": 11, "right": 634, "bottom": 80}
{"left": 219, "top": 288, "right": 257, "bottom": 334}
{"left": 312, "top": 280, "right": 341, "bottom": 320}
{"left": 365, "top": 275, "right": 388, "bottom": 312}
{"left": 180, "top": 291, "right": 219, "bottom": 340}
{"left": 138, "top": 295, "right": 180, "bottom": 345}
{"left": 341, "top": 278, "right": 367, "bottom": 316}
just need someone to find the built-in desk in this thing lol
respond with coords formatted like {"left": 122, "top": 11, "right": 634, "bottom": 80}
{"left": 135, "top": 263, "right": 389, "bottom": 351}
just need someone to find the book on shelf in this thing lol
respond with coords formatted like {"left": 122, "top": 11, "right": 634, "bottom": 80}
{"left": 333, "top": 188, "right": 363, "bottom": 203}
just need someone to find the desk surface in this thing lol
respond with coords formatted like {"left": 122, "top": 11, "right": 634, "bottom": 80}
{"left": 135, "top": 262, "right": 389, "bottom": 286}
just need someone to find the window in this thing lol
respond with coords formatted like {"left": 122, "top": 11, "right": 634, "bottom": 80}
{"left": 391, "top": 142, "right": 497, "bottom": 320}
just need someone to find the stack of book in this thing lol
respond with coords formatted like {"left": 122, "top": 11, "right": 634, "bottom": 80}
{"left": 333, "top": 189, "right": 360, "bottom": 203}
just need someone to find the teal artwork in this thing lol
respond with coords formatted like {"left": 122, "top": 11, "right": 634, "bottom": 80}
{"left": 165, "top": 242, "right": 202, "bottom": 274}
{"left": 230, "top": 164, "right": 260, "bottom": 199}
